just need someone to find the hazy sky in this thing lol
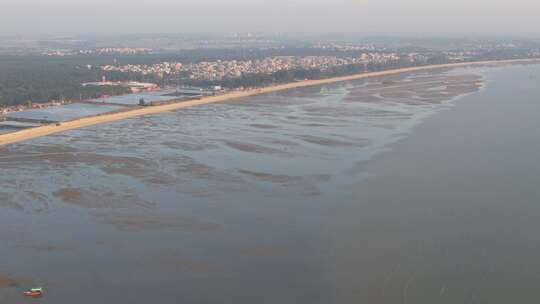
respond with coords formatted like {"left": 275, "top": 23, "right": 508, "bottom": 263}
{"left": 2, "top": 0, "right": 540, "bottom": 34}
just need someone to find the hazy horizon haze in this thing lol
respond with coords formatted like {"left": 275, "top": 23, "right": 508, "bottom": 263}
{"left": 2, "top": 0, "right": 540, "bottom": 34}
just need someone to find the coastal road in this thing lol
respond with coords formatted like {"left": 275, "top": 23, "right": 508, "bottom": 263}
{"left": 1, "top": 58, "right": 539, "bottom": 147}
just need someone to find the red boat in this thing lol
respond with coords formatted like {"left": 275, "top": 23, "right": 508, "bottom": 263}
{"left": 23, "top": 287, "right": 43, "bottom": 298}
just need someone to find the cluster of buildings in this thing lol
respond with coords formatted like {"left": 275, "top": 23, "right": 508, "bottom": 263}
{"left": 528, "top": 50, "right": 540, "bottom": 58}
{"left": 80, "top": 48, "right": 152, "bottom": 55}
{"left": 443, "top": 50, "right": 481, "bottom": 62}
{"left": 311, "top": 43, "right": 381, "bottom": 51}
{"left": 44, "top": 48, "right": 152, "bottom": 56}
{"left": 102, "top": 53, "right": 403, "bottom": 81}
{"left": 82, "top": 78, "right": 159, "bottom": 93}
{"left": 102, "top": 62, "right": 184, "bottom": 78}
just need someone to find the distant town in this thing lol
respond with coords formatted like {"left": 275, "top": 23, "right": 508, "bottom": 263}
{"left": 101, "top": 54, "right": 400, "bottom": 82}
{"left": 44, "top": 47, "right": 152, "bottom": 57}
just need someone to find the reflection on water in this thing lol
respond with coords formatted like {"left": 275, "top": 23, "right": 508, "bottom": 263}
{"left": 0, "top": 67, "right": 499, "bottom": 303}
{"left": 6, "top": 103, "right": 125, "bottom": 122}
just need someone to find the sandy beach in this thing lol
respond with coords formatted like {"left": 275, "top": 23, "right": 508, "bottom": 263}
{"left": 0, "top": 58, "right": 538, "bottom": 147}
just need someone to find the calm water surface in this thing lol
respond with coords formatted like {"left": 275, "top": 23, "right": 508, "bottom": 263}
{"left": 0, "top": 65, "right": 538, "bottom": 303}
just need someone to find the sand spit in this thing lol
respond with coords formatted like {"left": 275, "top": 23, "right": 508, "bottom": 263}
{"left": 93, "top": 213, "right": 223, "bottom": 232}
{"left": 53, "top": 188, "right": 156, "bottom": 210}
{"left": 0, "top": 59, "right": 538, "bottom": 147}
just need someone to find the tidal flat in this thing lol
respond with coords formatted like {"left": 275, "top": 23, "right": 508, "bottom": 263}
{"left": 2, "top": 65, "right": 525, "bottom": 304}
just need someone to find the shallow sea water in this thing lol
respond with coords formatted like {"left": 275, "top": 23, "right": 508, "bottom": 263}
{"left": 1, "top": 65, "right": 534, "bottom": 303}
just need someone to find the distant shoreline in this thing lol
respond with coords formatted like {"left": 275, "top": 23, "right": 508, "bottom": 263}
{"left": 1, "top": 58, "right": 539, "bottom": 147}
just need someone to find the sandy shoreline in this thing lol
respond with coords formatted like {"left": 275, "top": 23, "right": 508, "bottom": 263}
{"left": 0, "top": 58, "right": 539, "bottom": 147}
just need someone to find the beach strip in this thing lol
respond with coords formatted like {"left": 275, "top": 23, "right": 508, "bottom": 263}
{"left": 1, "top": 58, "right": 539, "bottom": 147}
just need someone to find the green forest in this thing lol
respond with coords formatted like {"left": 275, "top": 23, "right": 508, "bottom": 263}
{"left": 0, "top": 56, "right": 131, "bottom": 106}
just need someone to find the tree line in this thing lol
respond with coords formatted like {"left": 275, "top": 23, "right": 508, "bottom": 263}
{"left": 0, "top": 56, "right": 131, "bottom": 106}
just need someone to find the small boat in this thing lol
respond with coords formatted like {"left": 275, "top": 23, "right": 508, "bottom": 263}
{"left": 23, "top": 287, "right": 43, "bottom": 298}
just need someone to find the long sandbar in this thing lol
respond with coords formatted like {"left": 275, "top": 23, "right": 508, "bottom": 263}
{"left": 1, "top": 58, "right": 539, "bottom": 147}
